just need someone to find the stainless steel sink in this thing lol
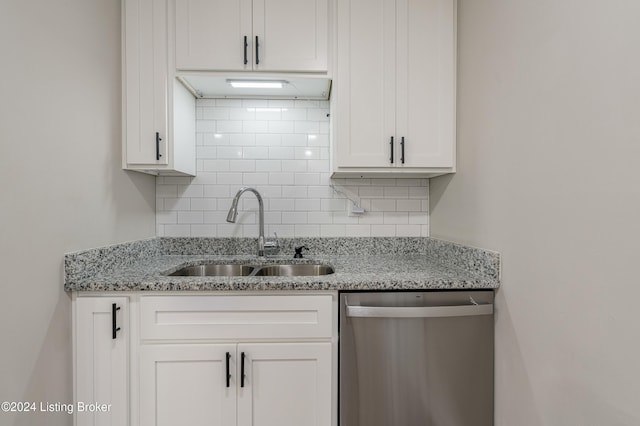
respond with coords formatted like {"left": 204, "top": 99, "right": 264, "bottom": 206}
{"left": 168, "top": 264, "right": 256, "bottom": 276}
{"left": 252, "top": 264, "right": 335, "bottom": 276}
{"left": 168, "top": 263, "right": 334, "bottom": 277}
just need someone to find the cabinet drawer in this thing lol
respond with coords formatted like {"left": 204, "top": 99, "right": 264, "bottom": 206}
{"left": 140, "top": 295, "right": 333, "bottom": 340}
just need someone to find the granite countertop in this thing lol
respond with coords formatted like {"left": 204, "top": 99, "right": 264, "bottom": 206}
{"left": 64, "top": 237, "right": 500, "bottom": 292}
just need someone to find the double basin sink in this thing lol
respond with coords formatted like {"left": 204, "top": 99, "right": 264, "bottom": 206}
{"left": 168, "top": 263, "right": 334, "bottom": 277}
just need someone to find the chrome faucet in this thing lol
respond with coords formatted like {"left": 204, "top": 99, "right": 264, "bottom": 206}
{"left": 227, "top": 187, "right": 276, "bottom": 257}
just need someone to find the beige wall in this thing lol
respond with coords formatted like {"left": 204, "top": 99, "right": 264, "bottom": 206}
{"left": 430, "top": 0, "right": 640, "bottom": 424}
{"left": 0, "top": 1, "right": 156, "bottom": 425}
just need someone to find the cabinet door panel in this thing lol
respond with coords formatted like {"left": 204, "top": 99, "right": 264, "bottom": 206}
{"left": 140, "top": 344, "right": 237, "bottom": 426}
{"left": 124, "top": 0, "right": 168, "bottom": 165}
{"left": 175, "top": 0, "right": 252, "bottom": 70}
{"left": 253, "top": 0, "right": 328, "bottom": 72}
{"left": 335, "top": 0, "right": 395, "bottom": 168}
{"left": 237, "top": 343, "right": 332, "bottom": 426}
{"left": 396, "top": 0, "right": 455, "bottom": 168}
{"left": 75, "top": 297, "right": 128, "bottom": 426}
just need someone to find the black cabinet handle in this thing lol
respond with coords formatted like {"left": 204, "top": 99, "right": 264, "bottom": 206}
{"left": 400, "top": 137, "right": 405, "bottom": 164}
{"left": 155, "top": 132, "right": 162, "bottom": 161}
{"left": 226, "top": 352, "right": 231, "bottom": 388}
{"left": 255, "top": 36, "right": 259, "bottom": 65}
{"left": 243, "top": 36, "right": 248, "bottom": 65}
{"left": 241, "top": 352, "right": 246, "bottom": 388}
{"left": 389, "top": 136, "right": 394, "bottom": 164}
{"left": 111, "top": 303, "right": 121, "bottom": 339}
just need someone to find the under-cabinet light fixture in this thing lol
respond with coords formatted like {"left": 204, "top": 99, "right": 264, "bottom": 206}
{"left": 226, "top": 79, "right": 289, "bottom": 89}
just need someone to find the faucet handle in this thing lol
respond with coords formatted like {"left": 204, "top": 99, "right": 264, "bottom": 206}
{"left": 294, "top": 246, "right": 309, "bottom": 259}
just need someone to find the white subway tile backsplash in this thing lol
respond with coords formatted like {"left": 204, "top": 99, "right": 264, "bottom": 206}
{"left": 282, "top": 211, "right": 308, "bottom": 224}
{"left": 157, "top": 211, "right": 177, "bottom": 224}
{"left": 178, "top": 211, "right": 204, "bottom": 224}
{"left": 281, "top": 160, "right": 308, "bottom": 172}
{"left": 396, "top": 199, "right": 422, "bottom": 212}
{"left": 216, "top": 173, "right": 243, "bottom": 184}
{"left": 256, "top": 134, "right": 281, "bottom": 146}
{"left": 157, "top": 184, "right": 178, "bottom": 198}
{"left": 242, "top": 147, "right": 269, "bottom": 159}
{"left": 370, "top": 199, "right": 397, "bottom": 212}
{"left": 371, "top": 225, "right": 397, "bottom": 237}
{"left": 408, "top": 212, "right": 429, "bottom": 224}
{"left": 255, "top": 160, "right": 282, "bottom": 172}
{"left": 191, "top": 225, "right": 217, "bottom": 237}
{"left": 282, "top": 134, "right": 308, "bottom": 146}
{"left": 383, "top": 186, "right": 409, "bottom": 198}
{"left": 308, "top": 211, "right": 333, "bottom": 224}
{"left": 383, "top": 212, "right": 409, "bottom": 225}
{"left": 269, "top": 147, "right": 295, "bottom": 160}
{"left": 230, "top": 134, "right": 255, "bottom": 146}
{"left": 178, "top": 184, "right": 203, "bottom": 198}
{"left": 269, "top": 198, "right": 295, "bottom": 211}
{"left": 202, "top": 107, "right": 229, "bottom": 120}
{"left": 190, "top": 198, "right": 217, "bottom": 211}
{"left": 294, "top": 224, "right": 320, "bottom": 237}
{"left": 269, "top": 172, "right": 295, "bottom": 185}
{"left": 217, "top": 146, "right": 243, "bottom": 159}
{"left": 155, "top": 99, "right": 429, "bottom": 238}
{"left": 203, "top": 185, "right": 230, "bottom": 198}
{"left": 217, "top": 120, "right": 243, "bottom": 133}
{"left": 164, "top": 224, "right": 191, "bottom": 237}
{"left": 269, "top": 121, "right": 294, "bottom": 133}
{"left": 228, "top": 160, "right": 255, "bottom": 172}
{"left": 202, "top": 160, "right": 230, "bottom": 172}
{"left": 320, "top": 224, "right": 346, "bottom": 237}
{"left": 164, "top": 198, "right": 191, "bottom": 211}
{"left": 294, "top": 173, "right": 321, "bottom": 186}
{"left": 282, "top": 186, "right": 308, "bottom": 198}
{"left": 295, "top": 199, "right": 321, "bottom": 211}
{"left": 396, "top": 224, "right": 423, "bottom": 237}
{"left": 242, "top": 172, "right": 269, "bottom": 185}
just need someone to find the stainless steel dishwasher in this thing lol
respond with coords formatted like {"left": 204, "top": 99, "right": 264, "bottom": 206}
{"left": 339, "top": 290, "right": 494, "bottom": 426}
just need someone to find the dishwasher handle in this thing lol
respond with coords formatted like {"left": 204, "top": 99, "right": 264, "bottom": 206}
{"left": 346, "top": 303, "right": 493, "bottom": 318}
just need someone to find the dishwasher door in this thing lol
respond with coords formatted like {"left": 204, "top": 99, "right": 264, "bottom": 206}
{"left": 339, "top": 291, "right": 494, "bottom": 426}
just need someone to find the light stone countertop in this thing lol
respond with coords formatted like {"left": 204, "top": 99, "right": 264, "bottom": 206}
{"left": 64, "top": 237, "right": 500, "bottom": 292}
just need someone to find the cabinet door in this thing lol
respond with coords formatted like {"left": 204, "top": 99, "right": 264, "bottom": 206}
{"left": 237, "top": 343, "right": 332, "bottom": 426}
{"left": 175, "top": 0, "right": 253, "bottom": 71}
{"left": 334, "top": 0, "right": 396, "bottom": 168}
{"left": 253, "top": 0, "right": 328, "bottom": 72}
{"left": 75, "top": 297, "right": 128, "bottom": 426}
{"left": 139, "top": 344, "right": 237, "bottom": 426}
{"left": 124, "top": 0, "right": 169, "bottom": 166}
{"left": 395, "top": 0, "right": 455, "bottom": 168}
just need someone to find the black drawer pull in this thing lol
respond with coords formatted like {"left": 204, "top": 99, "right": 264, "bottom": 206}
{"left": 241, "top": 352, "right": 246, "bottom": 387}
{"left": 243, "top": 36, "right": 248, "bottom": 65}
{"left": 400, "top": 136, "right": 405, "bottom": 164}
{"left": 226, "top": 352, "right": 231, "bottom": 388}
{"left": 111, "top": 303, "right": 121, "bottom": 339}
{"left": 389, "top": 136, "right": 394, "bottom": 164}
{"left": 255, "top": 36, "right": 259, "bottom": 65}
{"left": 155, "top": 132, "right": 162, "bottom": 161}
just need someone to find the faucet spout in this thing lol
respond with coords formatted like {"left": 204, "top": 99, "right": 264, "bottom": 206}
{"left": 227, "top": 187, "right": 265, "bottom": 257}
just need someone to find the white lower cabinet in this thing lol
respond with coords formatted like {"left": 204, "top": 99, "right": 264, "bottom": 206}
{"left": 74, "top": 293, "right": 335, "bottom": 426}
{"left": 74, "top": 296, "right": 129, "bottom": 426}
{"left": 237, "top": 343, "right": 332, "bottom": 426}
{"left": 139, "top": 344, "right": 237, "bottom": 426}
{"left": 140, "top": 342, "right": 331, "bottom": 426}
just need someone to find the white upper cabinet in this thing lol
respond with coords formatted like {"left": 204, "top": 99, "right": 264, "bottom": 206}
{"left": 332, "top": 0, "right": 456, "bottom": 177}
{"left": 123, "top": 0, "right": 196, "bottom": 176}
{"left": 174, "top": 0, "right": 329, "bottom": 72}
